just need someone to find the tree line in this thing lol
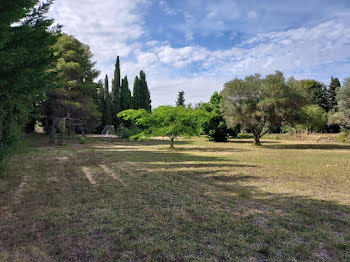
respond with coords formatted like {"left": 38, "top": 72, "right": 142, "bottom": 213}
{"left": 1, "top": 1, "right": 350, "bottom": 163}
{"left": 96, "top": 58, "right": 151, "bottom": 132}
{"left": 120, "top": 72, "right": 349, "bottom": 147}
{"left": 0, "top": 1, "right": 152, "bottom": 165}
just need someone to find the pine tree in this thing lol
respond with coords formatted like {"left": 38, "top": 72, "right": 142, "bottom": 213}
{"left": 120, "top": 76, "right": 132, "bottom": 111}
{"left": 139, "top": 70, "right": 152, "bottom": 112}
{"left": 132, "top": 76, "right": 141, "bottom": 109}
{"left": 329, "top": 76, "right": 340, "bottom": 111}
{"left": 176, "top": 91, "right": 185, "bottom": 106}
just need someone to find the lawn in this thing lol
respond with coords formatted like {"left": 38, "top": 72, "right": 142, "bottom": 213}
{"left": 0, "top": 134, "right": 349, "bottom": 261}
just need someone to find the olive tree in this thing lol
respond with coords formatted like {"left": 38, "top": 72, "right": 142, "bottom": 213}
{"left": 221, "top": 72, "right": 306, "bottom": 144}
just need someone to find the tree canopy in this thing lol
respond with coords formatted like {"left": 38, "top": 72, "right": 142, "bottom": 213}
{"left": 221, "top": 72, "right": 306, "bottom": 144}
{"left": 42, "top": 34, "right": 101, "bottom": 133}
{"left": 199, "top": 92, "right": 231, "bottom": 142}
{"left": 0, "top": 0, "right": 58, "bottom": 163}
{"left": 118, "top": 106, "right": 207, "bottom": 148}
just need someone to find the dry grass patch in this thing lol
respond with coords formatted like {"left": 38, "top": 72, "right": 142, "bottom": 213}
{"left": 0, "top": 134, "right": 349, "bottom": 261}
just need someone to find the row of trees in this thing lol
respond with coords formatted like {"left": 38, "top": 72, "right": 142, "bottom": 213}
{"left": 0, "top": 0, "right": 59, "bottom": 164}
{"left": 0, "top": 1, "right": 153, "bottom": 164}
{"left": 119, "top": 72, "right": 350, "bottom": 146}
{"left": 96, "top": 58, "right": 151, "bottom": 131}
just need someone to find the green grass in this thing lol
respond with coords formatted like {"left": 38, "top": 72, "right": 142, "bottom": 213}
{"left": 0, "top": 134, "right": 350, "bottom": 261}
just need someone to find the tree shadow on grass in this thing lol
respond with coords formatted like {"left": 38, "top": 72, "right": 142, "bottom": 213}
{"left": 263, "top": 143, "right": 350, "bottom": 150}
{"left": 228, "top": 139, "right": 281, "bottom": 144}
{"left": 87, "top": 137, "right": 194, "bottom": 147}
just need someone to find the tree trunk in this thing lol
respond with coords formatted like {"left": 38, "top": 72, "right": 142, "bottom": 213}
{"left": 253, "top": 134, "right": 261, "bottom": 145}
{"left": 170, "top": 137, "right": 175, "bottom": 149}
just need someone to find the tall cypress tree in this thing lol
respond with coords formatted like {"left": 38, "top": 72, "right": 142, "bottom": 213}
{"left": 120, "top": 76, "right": 132, "bottom": 111}
{"left": 111, "top": 56, "right": 121, "bottom": 124}
{"left": 139, "top": 70, "right": 152, "bottom": 112}
{"left": 132, "top": 76, "right": 141, "bottom": 109}
{"left": 329, "top": 76, "right": 340, "bottom": 111}
{"left": 104, "top": 75, "right": 113, "bottom": 125}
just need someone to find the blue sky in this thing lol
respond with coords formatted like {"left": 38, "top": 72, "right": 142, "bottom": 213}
{"left": 48, "top": 0, "right": 350, "bottom": 107}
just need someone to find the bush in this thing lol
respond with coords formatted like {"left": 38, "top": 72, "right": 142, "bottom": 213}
{"left": 237, "top": 132, "right": 254, "bottom": 139}
{"left": 116, "top": 123, "right": 141, "bottom": 138}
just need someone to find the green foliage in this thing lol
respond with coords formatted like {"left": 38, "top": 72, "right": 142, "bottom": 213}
{"left": 329, "top": 78, "right": 350, "bottom": 129}
{"left": 78, "top": 135, "right": 86, "bottom": 144}
{"left": 176, "top": 91, "right": 185, "bottom": 106}
{"left": 120, "top": 76, "right": 132, "bottom": 111}
{"left": 101, "top": 74, "right": 114, "bottom": 126}
{"left": 328, "top": 76, "right": 340, "bottom": 111}
{"left": 299, "top": 79, "right": 329, "bottom": 111}
{"left": 199, "top": 92, "right": 230, "bottom": 142}
{"left": 0, "top": 0, "right": 59, "bottom": 164}
{"left": 300, "top": 105, "right": 328, "bottom": 132}
{"left": 132, "top": 71, "right": 151, "bottom": 112}
{"left": 236, "top": 132, "right": 254, "bottom": 139}
{"left": 221, "top": 71, "right": 306, "bottom": 144}
{"left": 116, "top": 123, "right": 140, "bottom": 138}
{"left": 111, "top": 56, "right": 121, "bottom": 126}
{"left": 118, "top": 106, "right": 207, "bottom": 148}
{"left": 42, "top": 34, "right": 101, "bottom": 133}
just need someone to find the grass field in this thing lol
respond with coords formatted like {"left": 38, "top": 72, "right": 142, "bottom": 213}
{"left": 0, "top": 134, "right": 350, "bottom": 261}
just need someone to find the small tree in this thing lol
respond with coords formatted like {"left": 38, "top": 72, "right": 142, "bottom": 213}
{"left": 221, "top": 72, "right": 306, "bottom": 144}
{"left": 118, "top": 106, "right": 207, "bottom": 148}
{"left": 176, "top": 91, "right": 185, "bottom": 106}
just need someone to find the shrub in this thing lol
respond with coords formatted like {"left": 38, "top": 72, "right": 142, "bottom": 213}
{"left": 116, "top": 123, "right": 140, "bottom": 138}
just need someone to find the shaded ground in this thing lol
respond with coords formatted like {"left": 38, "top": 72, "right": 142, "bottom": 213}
{"left": 0, "top": 134, "right": 349, "bottom": 261}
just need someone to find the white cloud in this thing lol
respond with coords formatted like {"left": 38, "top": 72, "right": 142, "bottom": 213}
{"left": 48, "top": 1, "right": 350, "bottom": 108}
{"left": 248, "top": 10, "right": 257, "bottom": 19}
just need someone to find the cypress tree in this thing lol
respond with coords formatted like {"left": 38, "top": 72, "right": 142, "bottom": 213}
{"left": 176, "top": 91, "right": 185, "bottom": 106}
{"left": 104, "top": 75, "right": 113, "bottom": 125}
{"left": 132, "top": 76, "right": 141, "bottom": 109}
{"left": 120, "top": 76, "right": 132, "bottom": 111}
{"left": 111, "top": 56, "right": 121, "bottom": 125}
{"left": 139, "top": 70, "right": 152, "bottom": 112}
{"left": 329, "top": 76, "right": 340, "bottom": 111}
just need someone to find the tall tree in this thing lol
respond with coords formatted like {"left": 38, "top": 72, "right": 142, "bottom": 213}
{"left": 120, "top": 76, "right": 132, "bottom": 111}
{"left": 199, "top": 92, "right": 231, "bottom": 142}
{"left": 0, "top": 0, "right": 59, "bottom": 163}
{"left": 299, "top": 79, "right": 329, "bottom": 111}
{"left": 42, "top": 34, "right": 101, "bottom": 132}
{"left": 176, "top": 91, "right": 185, "bottom": 106}
{"left": 132, "top": 76, "right": 141, "bottom": 109}
{"left": 103, "top": 75, "right": 113, "bottom": 126}
{"left": 111, "top": 56, "right": 121, "bottom": 124}
{"left": 221, "top": 72, "right": 306, "bottom": 144}
{"left": 139, "top": 71, "right": 152, "bottom": 112}
{"left": 328, "top": 76, "right": 340, "bottom": 111}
